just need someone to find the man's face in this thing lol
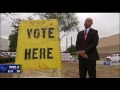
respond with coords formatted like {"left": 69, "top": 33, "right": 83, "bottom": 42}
{"left": 84, "top": 18, "right": 93, "bottom": 29}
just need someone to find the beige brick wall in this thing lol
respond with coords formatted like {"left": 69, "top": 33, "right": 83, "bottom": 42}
{"left": 97, "top": 33, "right": 120, "bottom": 58}
{"left": 97, "top": 33, "right": 120, "bottom": 48}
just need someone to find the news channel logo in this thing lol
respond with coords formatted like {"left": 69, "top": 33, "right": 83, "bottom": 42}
{"left": 0, "top": 64, "right": 22, "bottom": 73}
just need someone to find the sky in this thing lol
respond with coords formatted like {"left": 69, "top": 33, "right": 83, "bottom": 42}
{"left": 0, "top": 13, "right": 119, "bottom": 52}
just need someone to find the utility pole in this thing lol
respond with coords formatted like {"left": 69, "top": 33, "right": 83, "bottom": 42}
{"left": 66, "top": 37, "right": 68, "bottom": 52}
{"left": 71, "top": 36, "right": 72, "bottom": 55}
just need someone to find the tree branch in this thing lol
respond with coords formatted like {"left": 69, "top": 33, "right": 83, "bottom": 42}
{"left": 60, "top": 30, "right": 71, "bottom": 40}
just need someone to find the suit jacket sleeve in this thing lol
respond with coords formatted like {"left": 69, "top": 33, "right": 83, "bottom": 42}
{"left": 84, "top": 30, "right": 99, "bottom": 53}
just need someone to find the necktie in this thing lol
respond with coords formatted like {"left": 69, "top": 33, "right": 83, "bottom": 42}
{"left": 83, "top": 30, "right": 87, "bottom": 49}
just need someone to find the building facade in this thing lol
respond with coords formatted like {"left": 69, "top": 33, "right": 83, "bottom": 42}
{"left": 97, "top": 33, "right": 120, "bottom": 58}
{"left": 0, "top": 37, "right": 9, "bottom": 51}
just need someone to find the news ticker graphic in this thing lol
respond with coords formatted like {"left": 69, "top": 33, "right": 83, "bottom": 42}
{"left": 0, "top": 64, "right": 21, "bottom": 73}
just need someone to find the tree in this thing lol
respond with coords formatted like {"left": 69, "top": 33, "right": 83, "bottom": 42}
{"left": 8, "top": 18, "right": 23, "bottom": 51}
{"left": 0, "top": 13, "right": 15, "bottom": 51}
{"left": 35, "top": 13, "right": 80, "bottom": 40}
{"left": 8, "top": 16, "right": 34, "bottom": 52}
{"left": 66, "top": 45, "right": 77, "bottom": 54}
{"left": 0, "top": 13, "right": 15, "bottom": 20}
{"left": 8, "top": 13, "right": 80, "bottom": 51}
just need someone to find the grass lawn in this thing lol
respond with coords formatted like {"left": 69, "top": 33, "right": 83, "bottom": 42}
{"left": 0, "top": 62, "right": 119, "bottom": 78}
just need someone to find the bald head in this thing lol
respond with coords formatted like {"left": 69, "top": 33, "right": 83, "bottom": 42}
{"left": 84, "top": 18, "right": 93, "bottom": 29}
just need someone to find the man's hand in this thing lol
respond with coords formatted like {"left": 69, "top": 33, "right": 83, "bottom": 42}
{"left": 78, "top": 51, "right": 88, "bottom": 59}
{"left": 78, "top": 51, "right": 84, "bottom": 56}
{"left": 82, "top": 54, "right": 88, "bottom": 59}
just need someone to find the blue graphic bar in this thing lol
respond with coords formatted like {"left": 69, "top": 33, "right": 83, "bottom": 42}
{"left": 0, "top": 64, "right": 21, "bottom": 73}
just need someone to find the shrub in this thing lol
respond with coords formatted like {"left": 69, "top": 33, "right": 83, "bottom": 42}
{"left": 0, "top": 58, "right": 15, "bottom": 64}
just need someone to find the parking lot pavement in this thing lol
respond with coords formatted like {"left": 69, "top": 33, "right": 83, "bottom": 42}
{"left": 97, "top": 60, "right": 120, "bottom": 66}
{"left": 96, "top": 61, "right": 104, "bottom": 64}
{"left": 110, "top": 62, "right": 120, "bottom": 66}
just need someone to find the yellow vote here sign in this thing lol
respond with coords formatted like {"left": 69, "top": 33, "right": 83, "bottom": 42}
{"left": 15, "top": 19, "right": 62, "bottom": 70}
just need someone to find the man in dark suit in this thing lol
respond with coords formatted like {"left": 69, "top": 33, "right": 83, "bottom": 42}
{"left": 76, "top": 18, "right": 100, "bottom": 78}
